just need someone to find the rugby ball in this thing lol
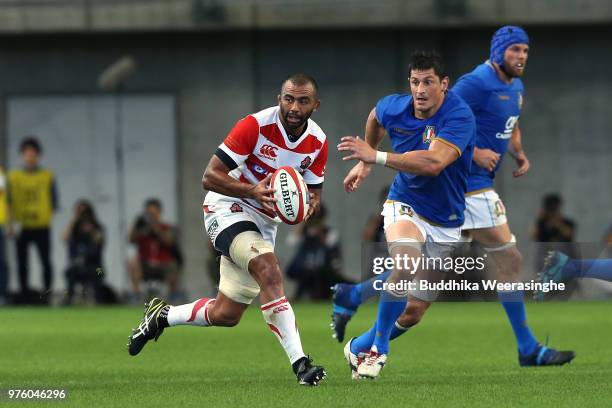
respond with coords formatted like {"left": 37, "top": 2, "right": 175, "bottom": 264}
{"left": 270, "top": 166, "right": 310, "bottom": 225}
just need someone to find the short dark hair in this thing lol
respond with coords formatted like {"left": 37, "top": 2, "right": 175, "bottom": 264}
{"left": 282, "top": 73, "right": 319, "bottom": 97}
{"left": 543, "top": 193, "right": 562, "bottom": 212}
{"left": 145, "top": 198, "right": 162, "bottom": 210}
{"left": 408, "top": 50, "right": 448, "bottom": 80}
{"left": 20, "top": 136, "right": 42, "bottom": 154}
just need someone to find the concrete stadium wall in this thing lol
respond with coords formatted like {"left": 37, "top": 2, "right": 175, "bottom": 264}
{"left": 0, "top": 25, "right": 610, "bottom": 296}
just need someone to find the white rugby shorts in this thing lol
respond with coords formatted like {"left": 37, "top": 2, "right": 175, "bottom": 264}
{"left": 462, "top": 189, "right": 508, "bottom": 230}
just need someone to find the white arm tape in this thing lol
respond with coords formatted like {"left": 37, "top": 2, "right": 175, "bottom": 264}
{"left": 375, "top": 151, "right": 388, "bottom": 165}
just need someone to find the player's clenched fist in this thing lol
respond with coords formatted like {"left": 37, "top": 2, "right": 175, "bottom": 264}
{"left": 473, "top": 148, "right": 500, "bottom": 172}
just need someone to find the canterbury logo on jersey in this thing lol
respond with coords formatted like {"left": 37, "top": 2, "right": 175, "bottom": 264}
{"left": 259, "top": 144, "right": 278, "bottom": 160}
{"left": 495, "top": 115, "right": 519, "bottom": 139}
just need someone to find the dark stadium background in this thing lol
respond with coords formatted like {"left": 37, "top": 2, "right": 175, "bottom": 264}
{"left": 0, "top": 0, "right": 610, "bottom": 301}
{"left": 1, "top": 2, "right": 612, "bottom": 407}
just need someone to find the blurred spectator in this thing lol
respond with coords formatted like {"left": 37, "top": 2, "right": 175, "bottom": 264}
{"left": 8, "top": 137, "right": 58, "bottom": 303}
{"left": 359, "top": 185, "right": 392, "bottom": 282}
{"left": 129, "top": 198, "right": 182, "bottom": 301}
{"left": 603, "top": 224, "right": 612, "bottom": 258}
{"left": 362, "top": 185, "right": 390, "bottom": 245}
{"left": 62, "top": 199, "right": 105, "bottom": 305}
{"left": 0, "top": 167, "right": 8, "bottom": 305}
{"left": 531, "top": 193, "right": 578, "bottom": 270}
{"left": 531, "top": 194, "right": 576, "bottom": 243}
{"left": 286, "top": 204, "right": 342, "bottom": 300}
{"left": 605, "top": 225, "right": 612, "bottom": 244}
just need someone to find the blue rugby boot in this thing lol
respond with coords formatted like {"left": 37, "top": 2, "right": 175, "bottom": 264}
{"left": 535, "top": 251, "right": 570, "bottom": 300}
{"left": 519, "top": 341, "right": 575, "bottom": 367}
{"left": 330, "top": 283, "right": 359, "bottom": 343}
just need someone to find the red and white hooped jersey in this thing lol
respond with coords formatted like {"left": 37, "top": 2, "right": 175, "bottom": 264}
{"left": 213, "top": 106, "right": 328, "bottom": 218}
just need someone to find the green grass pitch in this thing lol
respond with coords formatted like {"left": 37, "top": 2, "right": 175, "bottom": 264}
{"left": 1, "top": 302, "right": 611, "bottom": 407}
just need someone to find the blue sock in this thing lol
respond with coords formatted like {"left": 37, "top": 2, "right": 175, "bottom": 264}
{"left": 371, "top": 292, "right": 407, "bottom": 355}
{"left": 349, "top": 269, "right": 392, "bottom": 306}
{"left": 563, "top": 258, "right": 612, "bottom": 281}
{"left": 498, "top": 290, "right": 539, "bottom": 356}
{"left": 350, "top": 290, "right": 407, "bottom": 355}
{"left": 389, "top": 320, "right": 410, "bottom": 341}
{"left": 351, "top": 325, "right": 376, "bottom": 355}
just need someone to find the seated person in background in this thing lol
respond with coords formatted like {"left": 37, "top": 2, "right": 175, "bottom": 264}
{"left": 532, "top": 193, "right": 576, "bottom": 244}
{"left": 286, "top": 204, "right": 343, "bottom": 300}
{"left": 361, "top": 185, "right": 390, "bottom": 246}
{"left": 129, "top": 198, "right": 181, "bottom": 301}
{"left": 63, "top": 199, "right": 105, "bottom": 305}
{"left": 531, "top": 193, "right": 578, "bottom": 268}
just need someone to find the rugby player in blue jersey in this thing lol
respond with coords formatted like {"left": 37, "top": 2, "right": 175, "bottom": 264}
{"left": 338, "top": 50, "right": 475, "bottom": 378}
{"left": 335, "top": 27, "right": 575, "bottom": 378}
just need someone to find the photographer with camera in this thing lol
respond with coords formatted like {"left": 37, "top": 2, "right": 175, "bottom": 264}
{"left": 63, "top": 199, "right": 105, "bottom": 305}
{"left": 128, "top": 198, "right": 181, "bottom": 300}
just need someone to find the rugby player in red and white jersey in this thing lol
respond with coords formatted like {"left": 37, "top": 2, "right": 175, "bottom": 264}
{"left": 127, "top": 74, "right": 328, "bottom": 386}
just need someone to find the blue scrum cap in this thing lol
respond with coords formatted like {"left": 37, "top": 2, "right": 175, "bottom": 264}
{"left": 490, "top": 26, "right": 529, "bottom": 66}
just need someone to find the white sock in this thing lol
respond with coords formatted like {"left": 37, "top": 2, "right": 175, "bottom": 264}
{"left": 167, "top": 298, "right": 215, "bottom": 327}
{"left": 260, "top": 297, "right": 306, "bottom": 364}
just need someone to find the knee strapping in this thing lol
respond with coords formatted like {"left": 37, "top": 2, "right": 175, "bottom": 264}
{"left": 229, "top": 231, "right": 274, "bottom": 272}
{"left": 483, "top": 234, "right": 517, "bottom": 252}
{"left": 219, "top": 256, "right": 260, "bottom": 305}
{"left": 387, "top": 238, "right": 422, "bottom": 255}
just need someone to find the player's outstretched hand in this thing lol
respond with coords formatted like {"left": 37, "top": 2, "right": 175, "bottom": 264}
{"left": 473, "top": 148, "right": 500, "bottom": 172}
{"left": 248, "top": 173, "right": 276, "bottom": 213}
{"left": 343, "top": 161, "right": 372, "bottom": 193}
{"left": 513, "top": 152, "right": 530, "bottom": 177}
{"left": 338, "top": 136, "right": 376, "bottom": 164}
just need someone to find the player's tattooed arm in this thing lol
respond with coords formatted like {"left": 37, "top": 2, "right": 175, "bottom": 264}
{"left": 341, "top": 108, "right": 386, "bottom": 193}
{"left": 202, "top": 155, "right": 276, "bottom": 212}
{"left": 508, "top": 121, "right": 530, "bottom": 177}
{"left": 339, "top": 136, "right": 458, "bottom": 176}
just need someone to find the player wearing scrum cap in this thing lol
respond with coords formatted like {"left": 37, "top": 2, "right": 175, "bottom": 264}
{"left": 333, "top": 27, "right": 575, "bottom": 374}
{"left": 127, "top": 74, "right": 329, "bottom": 386}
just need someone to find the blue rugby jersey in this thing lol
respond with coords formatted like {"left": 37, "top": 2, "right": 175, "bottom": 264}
{"left": 452, "top": 62, "right": 524, "bottom": 193}
{"left": 376, "top": 90, "right": 475, "bottom": 228}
